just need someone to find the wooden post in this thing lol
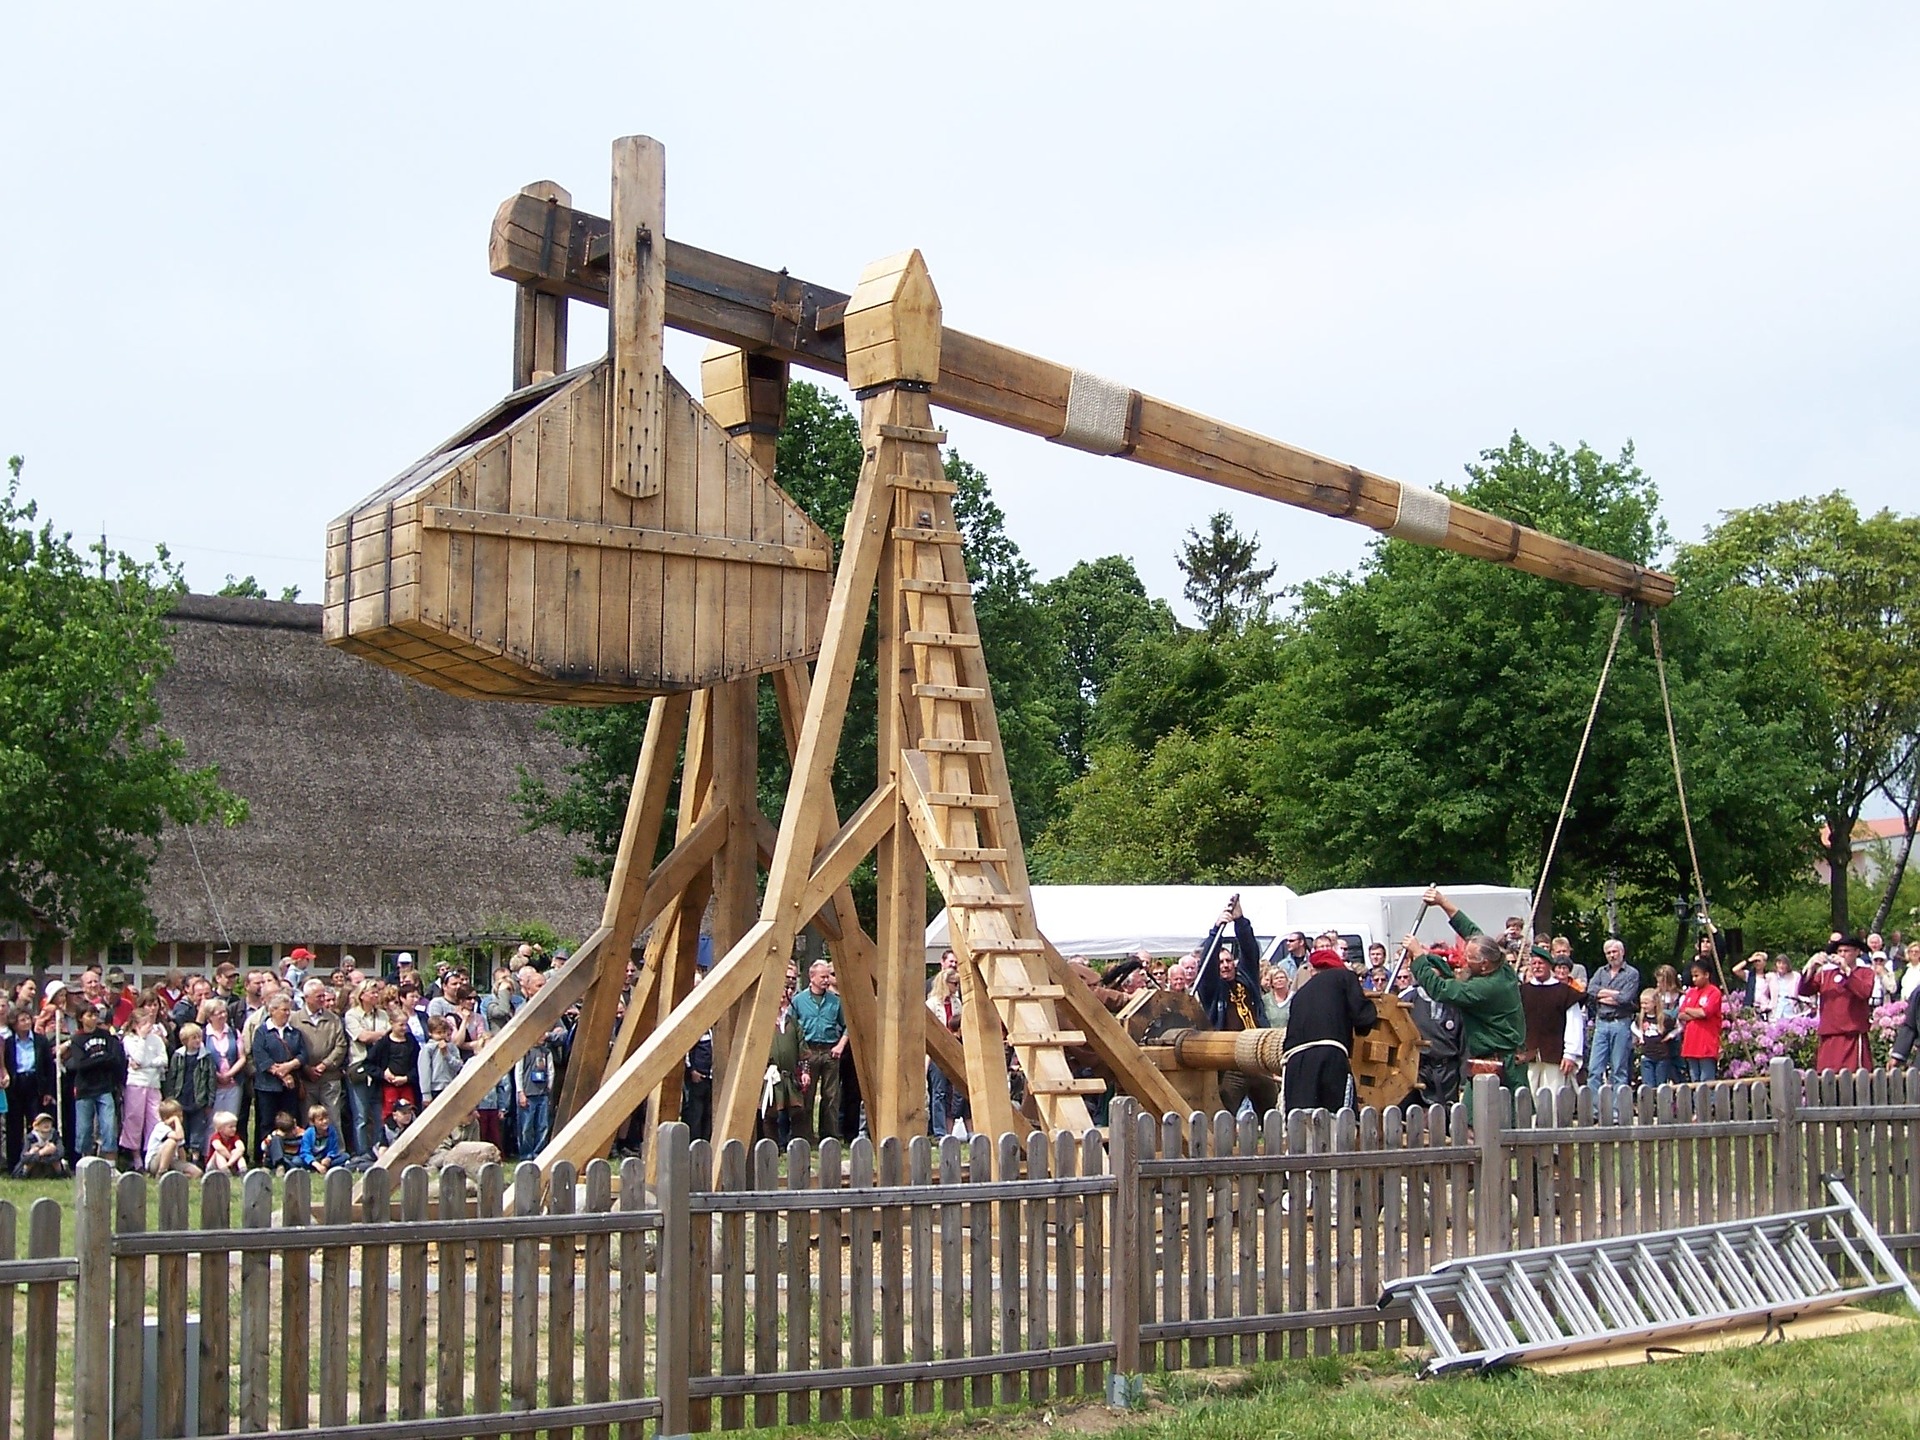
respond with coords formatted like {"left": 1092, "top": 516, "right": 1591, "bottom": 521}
{"left": 706, "top": 677, "right": 764, "bottom": 1151}
{"left": 71, "top": 1159, "right": 113, "bottom": 1440}
{"left": 1107, "top": 1100, "right": 1141, "bottom": 1397}
{"left": 1473, "top": 1074, "right": 1511, "bottom": 1255}
{"left": 655, "top": 1124, "right": 692, "bottom": 1439}
{"left": 510, "top": 181, "right": 570, "bottom": 388}
{"left": 609, "top": 136, "right": 666, "bottom": 499}
{"left": 1770, "top": 1056, "right": 1800, "bottom": 1212}
{"left": 25, "top": 1198, "right": 63, "bottom": 1440}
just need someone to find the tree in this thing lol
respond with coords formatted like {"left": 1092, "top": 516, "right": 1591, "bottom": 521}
{"left": 1868, "top": 736, "right": 1917, "bottom": 938}
{"left": 1682, "top": 493, "right": 1920, "bottom": 930}
{"left": 0, "top": 457, "right": 246, "bottom": 959}
{"left": 1178, "top": 510, "right": 1275, "bottom": 635}
{"left": 1039, "top": 437, "right": 1826, "bottom": 939}
{"left": 1034, "top": 556, "right": 1177, "bottom": 771}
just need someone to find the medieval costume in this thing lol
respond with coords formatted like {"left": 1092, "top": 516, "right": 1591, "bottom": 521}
{"left": 1280, "top": 948, "right": 1378, "bottom": 1112}
{"left": 1195, "top": 911, "right": 1281, "bottom": 1113}
{"left": 1800, "top": 942, "right": 1875, "bottom": 1072}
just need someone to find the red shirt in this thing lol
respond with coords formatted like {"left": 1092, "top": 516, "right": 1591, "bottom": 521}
{"left": 1800, "top": 964, "right": 1874, "bottom": 1036}
{"left": 1679, "top": 983, "right": 1723, "bottom": 1059}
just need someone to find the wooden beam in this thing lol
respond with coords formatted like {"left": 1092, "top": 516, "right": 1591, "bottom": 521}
{"left": 707, "top": 678, "right": 762, "bottom": 1151}
{"left": 608, "top": 136, "right": 666, "bottom": 499}
{"left": 510, "top": 181, "right": 570, "bottom": 388}
{"left": 490, "top": 195, "right": 1673, "bottom": 606}
{"left": 420, "top": 507, "right": 830, "bottom": 571}
{"left": 1037, "top": 939, "right": 1188, "bottom": 1119}
{"left": 554, "top": 692, "right": 690, "bottom": 1126}
{"left": 796, "top": 782, "right": 896, "bottom": 926}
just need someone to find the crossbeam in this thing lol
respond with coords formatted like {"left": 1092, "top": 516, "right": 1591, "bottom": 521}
{"left": 492, "top": 193, "right": 1674, "bottom": 606}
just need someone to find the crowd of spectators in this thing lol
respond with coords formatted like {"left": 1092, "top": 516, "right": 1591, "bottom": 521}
{"left": 0, "top": 943, "right": 579, "bottom": 1179}
{"left": 4, "top": 916, "right": 1916, "bottom": 1176}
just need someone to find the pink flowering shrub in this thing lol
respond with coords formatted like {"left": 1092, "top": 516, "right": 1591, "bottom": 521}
{"left": 1722, "top": 998, "right": 1907, "bottom": 1077}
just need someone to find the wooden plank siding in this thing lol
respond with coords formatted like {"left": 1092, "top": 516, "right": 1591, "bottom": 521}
{"left": 327, "top": 363, "right": 830, "bottom": 702}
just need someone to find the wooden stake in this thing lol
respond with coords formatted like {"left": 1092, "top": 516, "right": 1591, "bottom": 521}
{"left": 609, "top": 137, "right": 666, "bottom": 498}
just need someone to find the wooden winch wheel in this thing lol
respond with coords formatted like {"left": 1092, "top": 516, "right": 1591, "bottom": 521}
{"left": 1350, "top": 993, "right": 1425, "bottom": 1112}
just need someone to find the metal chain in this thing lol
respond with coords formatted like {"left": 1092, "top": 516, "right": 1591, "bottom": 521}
{"left": 1532, "top": 604, "right": 1629, "bottom": 935}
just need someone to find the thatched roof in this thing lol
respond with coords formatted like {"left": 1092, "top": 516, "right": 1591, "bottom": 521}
{"left": 145, "top": 593, "right": 606, "bottom": 946}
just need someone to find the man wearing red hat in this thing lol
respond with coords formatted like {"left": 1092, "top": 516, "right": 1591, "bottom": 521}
{"left": 1799, "top": 937, "right": 1875, "bottom": 1072}
{"left": 1279, "top": 941, "right": 1378, "bottom": 1112}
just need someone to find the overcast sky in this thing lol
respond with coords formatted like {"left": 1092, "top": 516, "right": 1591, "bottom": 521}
{"left": 5, "top": 4, "right": 1916, "bottom": 618}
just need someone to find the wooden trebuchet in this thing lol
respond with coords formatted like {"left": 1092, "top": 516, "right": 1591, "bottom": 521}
{"left": 490, "top": 194, "right": 1675, "bottom": 607}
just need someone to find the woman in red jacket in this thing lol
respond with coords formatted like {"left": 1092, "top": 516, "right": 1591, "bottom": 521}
{"left": 1676, "top": 959, "right": 1724, "bottom": 1083}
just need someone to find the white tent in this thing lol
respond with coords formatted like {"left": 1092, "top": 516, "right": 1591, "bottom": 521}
{"left": 924, "top": 884, "right": 1298, "bottom": 962}
{"left": 1274, "top": 884, "right": 1534, "bottom": 961}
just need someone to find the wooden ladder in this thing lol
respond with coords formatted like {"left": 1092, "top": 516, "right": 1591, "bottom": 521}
{"left": 875, "top": 405, "right": 1095, "bottom": 1137}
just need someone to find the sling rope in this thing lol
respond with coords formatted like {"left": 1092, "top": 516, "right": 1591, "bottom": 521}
{"left": 1650, "top": 611, "right": 1717, "bottom": 943}
{"left": 1531, "top": 603, "right": 1629, "bottom": 934}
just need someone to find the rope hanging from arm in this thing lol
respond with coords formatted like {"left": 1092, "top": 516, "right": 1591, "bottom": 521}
{"left": 1651, "top": 611, "right": 1719, "bottom": 970}
{"left": 1530, "top": 603, "right": 1629, "bottom": 936}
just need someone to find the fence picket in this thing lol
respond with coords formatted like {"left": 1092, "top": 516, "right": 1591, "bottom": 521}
{"left": 113, "top": 1173, "right": 147, "bottom": 1440}
{"left": 321, "top": 1168, "right": 355, "bottom": 1431}
{"left": 716, "top": 1141, "right": 747, "bottom": 1432}
{"left": 359, "top": 1166, "right": 394, "bottom": 1424}
{"left": 938, "top": 1136, "right": 965, "bottom": 1413}
{"left": 547, "top": 1159, "right": 578, "bottom": 1440}
{"left": 1024, "top": 1131, "right": 1049, "bottom": 1404}
{"left": 966, "top": 1132, "right": 993, "bottom": 1409}
{"left": 436, "top": 1167, "right": 468, "bottom": 1424}
{"left": 910, "top": 1136, "right": 936, "bottom": 1414}
{"left": 787, "top": 1137, "right": 816, "bottom": 1427}
{"left": 817, "top": 1138, "right": 846, "bottom": 1422}
{"left": 613, "top": 1156, "right": 646, "bottom": 1440}
{"left": 398, "top": 1166, "right": 429, "bottom": 1425}
{"left": 580, "top": 1160, "right": 613, "bottom": 1440}
{"left": 995, "top": 1132, "right": 1021, "bottom": 1403}
{"left": 849, "top": 1136, "right": 877, "bottom": 1419}
{"left": 23, "top": 1199, "right": 60, "bottom": 1440}
{"left": 1082, "top": 1127, "right": 1107, "bottom": 1397}
{"left": 753, "top": 1140, "right": 782, "bottom": 1428}
{"left": 509, "top": 1163, "right": 541, "bottom": 1436}
{"left": 688, "top": 1140, "right": 714, "bottom": 1434}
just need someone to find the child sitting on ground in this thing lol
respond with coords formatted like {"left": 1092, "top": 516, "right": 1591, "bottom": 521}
{"left": 378, "top": 1096, "right": 416, "bottom": 1155}
{"left": 262, "top": 1111, "right": 302, "bottom": 1171}
{"left": 11, "top": 1112, "right": 68, "bottom": 1179}
{"left": 144, "top": 1098, "right": 202, "bottom": 1178}
{"left": 205, "top": 1111, "right": 247, "bottom": 1174}
{"left": 294, "top": 1103, "right": 345, "bottom": 1173}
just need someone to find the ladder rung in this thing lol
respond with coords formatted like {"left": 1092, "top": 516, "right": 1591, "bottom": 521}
{"left": 900, "top": 577, "right": 972, "bottom": 596}
{"left": 877, "top": 423, "right": 948, "bottom": 444}
{"left": 1006, "top": 1030, "right": 1086, "bottom": 1048}
{"left": 892, "top": 526, "right": 964, "bottom": 545}
{"left": 902, "top": 630, "right": 982, "bottom": 649}
{"left": 1027, "top": 1077, "right": 1107, "bottom": 1096}
{"left": 967, "top": 938, "right": 1043, "bottom": 954}
{"left": 925, "top": 791, "right": 999, "bottom": 808}
{"left": 929, "top": 846, "right": 1009, "bottom": 863}
{"left": 988, "top": 984, "right": 1065, "bottom": 1000}
{"left": 921, "top": 736, "right": 991, "bottom": 753}
{"left": 913, "top": 682, "right": 987, "bottom": 701}
{"left": 886, "top": 472, "right": 958, "bottom": 494}
{"left": 956, "top": 893, "right": 1025, "bottom": 908}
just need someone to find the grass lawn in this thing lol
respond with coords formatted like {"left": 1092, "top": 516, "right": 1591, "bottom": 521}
{"left": 0, "top": 1169, "right": 274, "bottom": 1253}
{"left": 1111, "top": 1322, "right": 1920, "bottom": 1440}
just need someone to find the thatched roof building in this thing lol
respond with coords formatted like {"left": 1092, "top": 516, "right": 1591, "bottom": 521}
{"left": 13, "top": 593, "right": 606, "bottom": 981}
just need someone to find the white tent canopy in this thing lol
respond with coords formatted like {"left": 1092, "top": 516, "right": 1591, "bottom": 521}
{"left": 924, "top": 884, "right": 1298, "bottom": 962}
{"left": 1275, "top": 884, "right": 1535, "bottom": 959}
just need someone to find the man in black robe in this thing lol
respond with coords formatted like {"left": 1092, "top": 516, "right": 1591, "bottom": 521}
{"left": 1281, "top": 947, "right": 1379, "bottom": 1112}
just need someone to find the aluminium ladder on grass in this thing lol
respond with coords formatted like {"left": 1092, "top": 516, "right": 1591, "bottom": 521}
{"left": 1379, "top": 1177, "right": 1920, "bottom": 1376}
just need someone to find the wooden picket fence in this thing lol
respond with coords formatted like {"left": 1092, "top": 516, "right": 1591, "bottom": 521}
{"left": 3, "top": 1059, "right": 1917, "bottom": 1440}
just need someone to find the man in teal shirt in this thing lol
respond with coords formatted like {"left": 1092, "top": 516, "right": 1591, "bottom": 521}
{"left": 790, "top": 960, "right": 849, "bottom": 1141}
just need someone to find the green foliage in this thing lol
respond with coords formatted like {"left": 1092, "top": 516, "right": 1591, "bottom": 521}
{"left": 1034, "top": 556, "right": 1177, "bottom": 770}
{"left": 1682, "top": 492, "right": 1920, "bottom": 929}
{"left": 1039, "top": 437, "right": 1825, "bottom": 937}
{"left": 0, "top": 457, "right": 246, "bottom": 957}
{"left": 216, "top": 574, "right": 268, "bottom": 598}
{"left": 1179, "top": 509, "right": 1276, "bottom": 635}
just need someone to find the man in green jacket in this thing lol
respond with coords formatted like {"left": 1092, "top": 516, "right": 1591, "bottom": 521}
{"left": 1407, "top": 886, "right": 1525, "bottom": 1089}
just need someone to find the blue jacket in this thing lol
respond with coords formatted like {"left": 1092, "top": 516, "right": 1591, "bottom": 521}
{"left": 298, "top": 1122, "right": 345, "bottom": 1168}
{"left": 1193, "top": 915, "right": 1264, "bottom": 1029}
